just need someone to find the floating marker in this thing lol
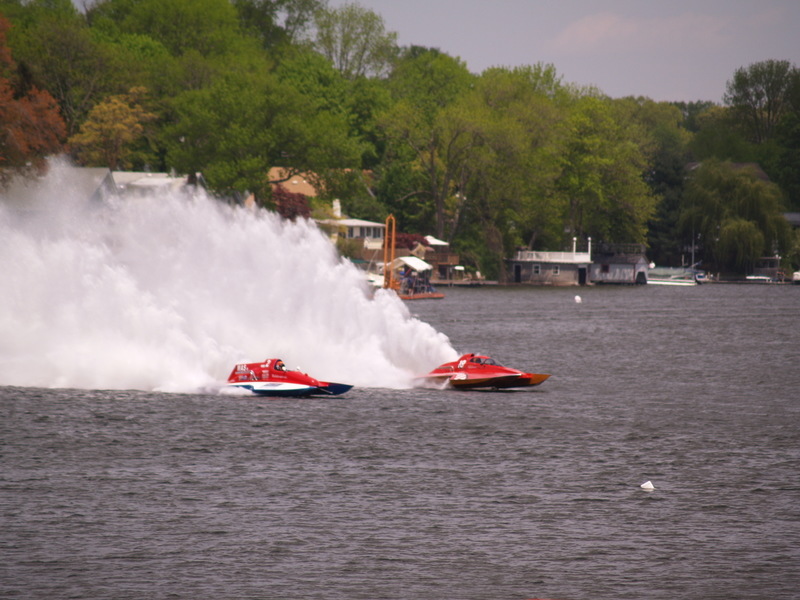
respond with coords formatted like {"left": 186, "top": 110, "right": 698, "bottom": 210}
{"left": 574, "top": 295, "right": 582, "bottom": 303}
{"left": 640, "top": 480, "right": 655, "bottom": 490}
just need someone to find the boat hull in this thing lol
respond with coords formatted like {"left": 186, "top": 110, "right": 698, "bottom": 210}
{"left": 398, "top": 291, "right": 445, "bottom": 300}
{"left": 647, "top": 277, "right": 697, "bottom": 286}
{"left": 448, "top": 373, "right": 550, "bottom": 389}
{"left": 227, "top": 381, "right": 352, "bottom": 397}
{"left": 424, "top": 353, "right": 550, "bottom": 390}
{"left": 225, "top": 359, "right": 352, "bottom": 397}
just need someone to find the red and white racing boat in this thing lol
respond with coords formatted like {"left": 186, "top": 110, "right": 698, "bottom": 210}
{"left": 226, "top": 359, "right": 352, "bottom": 397}
{"left": 423, "top": 353, "right": 550, "bottom": 390}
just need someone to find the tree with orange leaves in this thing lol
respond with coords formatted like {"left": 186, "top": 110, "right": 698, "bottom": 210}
{"left": 0, "top": 16, "right": 66, "bottom": 186}
{"left": 68, "top": 87, "right": 155, "bottom": 170}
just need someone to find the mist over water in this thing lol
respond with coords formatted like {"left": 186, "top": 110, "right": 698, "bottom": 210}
{"left": 0, "top": 161, "right": 457, "bottom": 392}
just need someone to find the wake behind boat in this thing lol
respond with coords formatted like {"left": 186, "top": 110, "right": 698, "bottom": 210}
{"left": 422, "top": 353, "right": 550, "bottom": 390}
{"left": 226, "top": 359, "right": 352, "bottom": 397}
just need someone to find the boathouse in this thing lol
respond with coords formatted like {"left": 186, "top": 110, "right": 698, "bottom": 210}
{"left": 506, "top": 238, "right": 592, "bottom": 286}
{"left": 589, "top": 243, "right": 648, "bottom": 284}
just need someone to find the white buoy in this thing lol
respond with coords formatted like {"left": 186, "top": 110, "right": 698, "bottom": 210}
{"left": 574, "top": 295, "right": 582, "bottom": 303}
{"left": 640, "top": 480, "right": 655, "bottom": 491}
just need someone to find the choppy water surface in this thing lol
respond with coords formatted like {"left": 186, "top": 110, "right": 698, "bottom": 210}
{"left": 2, "top": 284, "right": 799, "bottom": 599}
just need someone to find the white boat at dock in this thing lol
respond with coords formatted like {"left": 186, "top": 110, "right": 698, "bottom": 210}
{"left": 646, "top": 266, "right": 702, "bottom": 286}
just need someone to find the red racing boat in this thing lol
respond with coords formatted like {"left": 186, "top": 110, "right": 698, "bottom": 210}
{"left": 424, "top": 353, "right": 549, "bottom": 390}
{"left": 225, "top": 359, "right": 352, "bottom": 397}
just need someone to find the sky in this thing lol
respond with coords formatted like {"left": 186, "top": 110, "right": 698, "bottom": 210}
{"left": 328, "top": 0, "right": 800, "bottom": 103}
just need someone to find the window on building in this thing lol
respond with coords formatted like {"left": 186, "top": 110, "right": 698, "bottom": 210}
{"left": 533, "top": 264, "right": 541, "bottom": 275}
{"left": 553, "top": 265, "right": 560, "bottom": 275}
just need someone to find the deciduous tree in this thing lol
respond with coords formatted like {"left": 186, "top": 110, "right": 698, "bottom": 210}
{"left": 271, "top": 183, "right": 310, "bottom": 220}
{"left": 724, "top": 59, "right": 798, "bottom": 144}
{"left": 379, "top": 48, "right": 474, "bottom": 237}
{"left": 0, "top": 15, "right": 66, "bottom": 184}
{"left": 90, "top": 0, "right": 241, "bottom": 58}
{"left": 557, "top": 94, "right": 656, "bottom": 244}
{"left": 680, "top": 159, "right": 790, "bottom": 273}
{"left": 620, "top": 97, "right": 692, "bottom": 266}
{"left": 6, "top": 8, "right": 116, "bottom": 135}
{"left": 164, "top": 70, "right": 363, "bottom": 199}
{"left": 68, "top": 86, "right": 154, "bottom": 170}
{"left": 232, "top": 0, "right": 323, "bottom": 49}
{"left": 311, "top": 2, "right": 397, "bottom": 80}
{"left": 457, "top": 66, "right": 567, "bottom": 260}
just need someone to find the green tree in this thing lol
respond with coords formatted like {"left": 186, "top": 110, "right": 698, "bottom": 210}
{"left": 344, "top": 76, "right": 392, "bottom": 168}
{"left": 688, "top": 104, "right": 755, "bottom": 162}
{"left": 164, "top": 73, "right": 276, "bottom": 196}
{"left": 671, "top": 100, "right": 715, "bottom": 133}
{"left": 716, "top": 218, "right": 765, "bottom": 272}
{"left": 90, "top": 0, "right": 241, "bottom": 58}
{"left": 379, "top": 48, "right": 475, "bottom": 236}
{"left": 315, "top": 168, "right": 387, "bottom": 222}
{"left": 274, "top": 46, "right": 389, "bottom": 211}
{"left": 680, "top": 159, "right": 790, "bottom": 273}
{"left": 787, "top": 229, "right": 800, "bottom": 271}
{"left": 311, "top": 2, "right": 397, "bottom": 80}
{"left": 724, "top": 59, "right": 798, "bottom": 144}
{"left": 556, "top": 94, "right": 656, "bottom": 244}
{"left": 274, "top": 45, "right": 349, "bottom": 116}
{"left": 6, "top": 5, "right": 122, "bottom": 135}
{"left": 775, "top": 111, "right": 800, "bottom": 209}
{"left": 164, "top": 70, "right": 363, "bottom": 199}
{"left": 617, "top": 97, "right": 692, "bottom": 266}
{"left": 771, "top": 70, "right": 800, "bottom": 209}
{"left": 232, "top": 0, "right": 323, "bottom": 49}
{"left": 387, "top": 46, "right": 471, "bottom": 119}
{"left": 88, "top": 0, "right": 267, "bottom": 95}
{"left": 455, "top": 66, "right": 568, "bottom": 268}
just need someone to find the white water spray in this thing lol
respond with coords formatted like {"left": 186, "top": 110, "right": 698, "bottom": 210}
{"left": 0, "top": 160, "right": 457, "bottom": 392}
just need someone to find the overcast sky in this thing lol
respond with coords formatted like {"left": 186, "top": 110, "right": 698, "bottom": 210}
{"left": 328, "top": 0, "right": 800, "bottom": 103}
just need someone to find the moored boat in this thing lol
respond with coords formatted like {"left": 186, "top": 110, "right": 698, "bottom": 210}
{"left": 647, "top": 275, "right": 698, "bottom": 286}
{"left": 646, "top": 266, "right": 701, "bottom": 286}
{"left": 745, "top": 275, "right": 774, "bottom": 283}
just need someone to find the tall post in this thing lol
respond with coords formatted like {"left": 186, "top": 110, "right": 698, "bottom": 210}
{"left": 383, "top": 215, "right": 397, "bottom": 290}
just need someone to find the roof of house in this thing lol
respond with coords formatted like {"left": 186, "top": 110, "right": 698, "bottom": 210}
{"left": 318, "top": 218, "right": 385, "bottom": 229}
{"left": 509, "top": 250, "right": 591, "bottom": 265}
{"left": 268, "top": 167, "right": 318, "bottom": 197}
{"left": 391, "top": 255, "right": 433, "bottom": 272}
{"left": 686, "top": 161, "right": 771, "bottom": 181}
{"left": 112, "top": 171, "right": 190, "bottom": 194}
{"left": 784, "top": 212, "right": 800, "bottom": 227}
{"left": 424, "top": 235, "right": 449, "bottom": 246}
{"left": 593, "top": 254, "right": 648, "bottom": 265}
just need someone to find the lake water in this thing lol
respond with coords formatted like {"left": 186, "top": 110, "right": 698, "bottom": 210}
{"left": 2, "top": 284, "right": 799, "bottom": 600}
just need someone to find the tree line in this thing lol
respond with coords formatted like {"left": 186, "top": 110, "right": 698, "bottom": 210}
{"left": 2, "top": 0, "right": 799, "bottom": 278}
